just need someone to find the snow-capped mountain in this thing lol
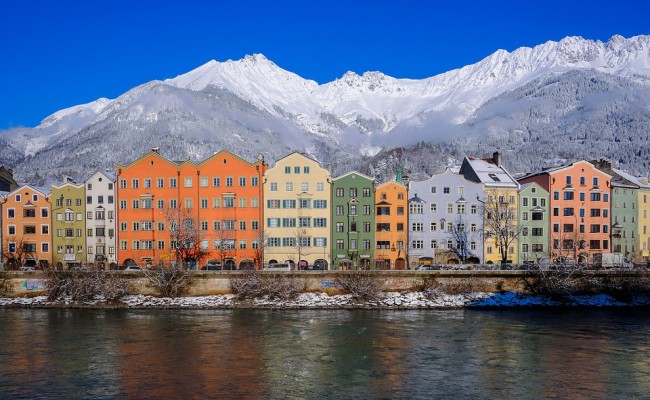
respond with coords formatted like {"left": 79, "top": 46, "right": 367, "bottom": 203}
{"left": 1, "top": 34, "right": 649, "bottom": 184}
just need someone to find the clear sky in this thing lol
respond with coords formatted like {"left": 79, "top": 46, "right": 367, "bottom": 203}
{"left": 1, "top": 0, "right": 648, "bottom": 129}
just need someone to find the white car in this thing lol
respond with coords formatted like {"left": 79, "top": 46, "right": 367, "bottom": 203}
{"left": 263, "top": 263, "right": 291, "bottom": 271}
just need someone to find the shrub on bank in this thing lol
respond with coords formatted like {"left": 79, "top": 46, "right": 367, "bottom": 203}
{"left": 334, "top": 271, "right": 386, "bottom": 301}
{"left": 45, "top": 269, "right": 132, "bottom": 302}
{"left": 229, "top": 271, "right": 303, "bottom": 301}
{"left": 144, "top": 266, "right": 192, "bottom": 298}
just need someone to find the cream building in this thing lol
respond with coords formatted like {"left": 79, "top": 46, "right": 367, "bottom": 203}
{"left": 263, "top": 152, "right": 331, "bottom": 269}
{"left": 84, "top": 171, "right": 117, "bottom": 269}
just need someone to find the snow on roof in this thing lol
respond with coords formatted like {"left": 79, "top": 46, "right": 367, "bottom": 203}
{"left": 465, "top": 158, "right": 518, "bottom": 188}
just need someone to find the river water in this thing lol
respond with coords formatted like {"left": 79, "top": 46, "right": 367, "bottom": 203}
{"left": 0, "top": 308, "right": 649, "bottom": 399}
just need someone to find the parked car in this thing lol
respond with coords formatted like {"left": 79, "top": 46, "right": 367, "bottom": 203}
{"left": 415, "top": 264, "right": 436, "bottom": 271}
{"left": 264, "top": 263, "right": 291, "bottom": 271}
{"left": 300, "top": 264, "right": 326, "bottom": 271}
{"left": 201, "top": 259, "right": 223, "bottom": 271}
{"left": 123, "top": 266, "right": 142, "bottom": 271}
{"left": 18, "top": 266, "right": 37, "bottom": 271}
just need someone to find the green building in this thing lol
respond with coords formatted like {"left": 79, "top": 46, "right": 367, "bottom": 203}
{"left": 518, "top": 182, "right": 550, "bottom": 263}
{"left": 591, "top": 160, "right": 641, "bottom": 259}
{"left": 331, "top": 172, "right": 375, "bottom": 269}
{"left": 51, "top": 181, "right": 86, "bottom": 268}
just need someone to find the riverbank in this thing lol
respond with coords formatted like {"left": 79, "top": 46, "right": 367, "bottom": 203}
{"left": 2, "top": 291, "right": 650, "bottom": 309}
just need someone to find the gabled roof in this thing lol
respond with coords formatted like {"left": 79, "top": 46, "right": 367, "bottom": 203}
{"left": 460, "top": 157, "right": 519, "bottom": 188}
{"left": 2, "top": 184, "right": 50, "bottom": 199}
{"left": 520, "top": 160, "right": 612, "bottom": 182}
{"left": 332, "top": 171, "right": 375, "bottom": 182}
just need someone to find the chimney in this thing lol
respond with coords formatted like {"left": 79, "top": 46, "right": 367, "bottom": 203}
{"left": 492, "top": 150, "right": 502, "bottom": 167}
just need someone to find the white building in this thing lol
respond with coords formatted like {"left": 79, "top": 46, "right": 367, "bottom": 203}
{"left": 84, "top": 171, "right": 117, "bottom": 268}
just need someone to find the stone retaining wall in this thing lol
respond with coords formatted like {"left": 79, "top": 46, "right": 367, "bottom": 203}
{"left": 1, "top": 270, "right": 644, "bottom": 298}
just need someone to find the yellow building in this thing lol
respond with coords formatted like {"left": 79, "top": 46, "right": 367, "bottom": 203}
{"left": 263, "top": 152, "right": 331, "bottom": 269}
{"left": 51, "top": 181, "right": 86, "bottom": 268}
{"left": 459, "top": 151, "right": 520, "bottom": 265}
{"left": 638, "top": 181, "right": 650, "bottom": 260}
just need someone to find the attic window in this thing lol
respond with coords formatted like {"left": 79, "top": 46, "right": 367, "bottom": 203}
{"left": 488, "top": 173, "right": 501, "bottom": 182}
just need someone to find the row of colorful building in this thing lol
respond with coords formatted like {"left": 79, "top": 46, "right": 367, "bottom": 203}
{"left": 1, "top": 148, "right": 649, "bottom": 270}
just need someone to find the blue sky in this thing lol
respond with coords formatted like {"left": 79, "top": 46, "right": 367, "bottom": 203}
{"left": 1, "top": 0, "right": 648, "bottom": 129}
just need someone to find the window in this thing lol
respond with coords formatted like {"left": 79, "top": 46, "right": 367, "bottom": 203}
{"left": 303, "top": 166, "right": 310, "bottom": 174}
{"left": 411, "top": 240, "right": 424, "bottom": 249}
{"left": 314, "top": 218, "right": 327, "bottom": 228}
{"left": 412, "top": 223, "right": 423, "bottom": 231}
{"left": 564, "top": 191, "right": 574, "bottom": 200}
{"left": 200, "top": 177, "right": 208, "bottom": 187}
{"left": 283, "top": 218, "right": 297, "bottom": 228}
{"left": 317, "top": 182, "right": 324, "bottom": 191}
{"left": 184, "top": 177, "right": 193, "bottom": 188}
{"left": 169, "top": 178, "right": 177, "bottom": 188}
{"left": 299, "top": 217, "right": 310, "bottom": 227}
{"left": 593, "top": 177, "right": 599, "bottom": 186}
{"left": 531, "top": 228, "right": 543, "bottom": 236}
{"left": 443, "top": 187, "right": 451, "bottom": 194}
{"left": 24, "top": 226, "right": 36, "bottom": 234}
{"left": 409, "top": 203, "right": 423, "bottom": 214}
{"left": 336, "top": 188, "right": 344, "bottom": 197}
{"left": 314, "top": 200, "right": 327, "bottom": 208}
{"left": 157, "top": 178, "right": 164, "bottom": 188}
{"left": 363, "top": 188, "right": 371, "bottom": 197}
{"left": 301, "top": 182, "right": 309, "bottom": 192}
{"left": 299, "top": 199, "right": 310, "bottom": 209}
{"left": 226, "top": 177, "right": 233, "bottom": 187}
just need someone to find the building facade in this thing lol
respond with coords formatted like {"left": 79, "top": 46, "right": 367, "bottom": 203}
{"left": 519, "top": 160, "right": 612, "bottom": 264}
{"left": 459, "top": 151, "right": 520, "bottom": 264}
{"left": 374, "top": 180, "right": 408, "bottom": 269}
{"left": 116, "top": 148, "right": 267, "bottom": 269}
{"left": 263, "top": 152, "right": 331, "bottom": 269}
{"left": 1, "top": 185, "right": 51, "bottom": 269}
{"left": 84, "top": 171, "right": 117, "bottom": 268}
{"left": 331, "top": 172, "right": 375, "bottom": 269}
{"left": 51, "top": 181, "right": 86, "bottom": 268}
{"left": 518, "top": 182, "right": 550, "bottom": 264}
{"left": 408, "top": 168, "right": 484, "bottom": 266}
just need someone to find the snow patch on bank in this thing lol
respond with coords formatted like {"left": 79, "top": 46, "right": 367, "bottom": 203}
{"left": 2, "top": 292, "right": 650, "bottom": 309}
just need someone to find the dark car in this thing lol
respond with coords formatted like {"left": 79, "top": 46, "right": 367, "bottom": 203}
{"left": 300, "top": 264, "right": 326, "bottom": 271}
{"left": 201, "top": 259, "right": 222, "bottom": 271}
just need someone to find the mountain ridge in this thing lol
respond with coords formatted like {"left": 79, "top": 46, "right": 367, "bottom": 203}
{"left": 1, "top": 34, "right": 649, "bottom": 184}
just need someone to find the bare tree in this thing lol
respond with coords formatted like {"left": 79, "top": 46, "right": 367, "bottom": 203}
{"left": 480, "top": 189, "right": 521, "bottom": 265}
{"left": 447, "top": 215, "right": 471, "bottom": 263}
{"left": 165, "top": 208, "right": 207, "bottom": 270}
{"left": 551, "top": 228, "right": 587, "bottom": 265}
{"left": 212, "top": 220, "right": 237, "bottom": 269}
{"left": 252, "top": 229, "right": 268, "bottom": 270}
{"left": 2, "top": 236, "right": 36, "bottom": 270}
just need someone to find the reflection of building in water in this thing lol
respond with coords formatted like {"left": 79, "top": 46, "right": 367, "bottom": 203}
{"left": 116, "top": 311, "right": 267, "bottom": 399}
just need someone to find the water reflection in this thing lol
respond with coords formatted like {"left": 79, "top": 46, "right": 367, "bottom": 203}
{"left": 1, "top": 309, "right": 650, "bottom": 399}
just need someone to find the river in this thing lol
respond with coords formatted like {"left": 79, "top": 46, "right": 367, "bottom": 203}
{"left": 0, "top": 308, "right": 649, "bottom": 399}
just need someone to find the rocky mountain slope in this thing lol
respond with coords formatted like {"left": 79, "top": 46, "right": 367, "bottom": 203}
{"left": 1, "top": 34, "right": 649, "bottom": 184}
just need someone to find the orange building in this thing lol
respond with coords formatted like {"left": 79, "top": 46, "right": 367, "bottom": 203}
{"left": 519, "top": 160, "right": 612, "bottom": 264}
{"left": 115, "top": 148, "right": 267, "bottom": 269}
{"left": 374, "top": 179, "right": 409, "bottom": 269}
{"left": 1, "top": 185, "right": 51, "bottom": 269}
